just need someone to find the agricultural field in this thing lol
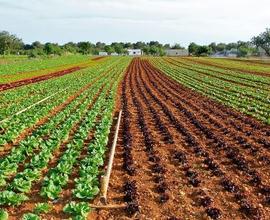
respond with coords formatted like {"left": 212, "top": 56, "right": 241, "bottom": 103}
{"left": 0, "top": 56, "right": 269, "bottom": 220}
{"left": 151, "top": 57, "right": 270, "bottom": 124}
{"left": 0, "top": 56, "right": 28, "bottom": 65}
{"left": 0, "top": 55, "right": 100, "bottom": 84}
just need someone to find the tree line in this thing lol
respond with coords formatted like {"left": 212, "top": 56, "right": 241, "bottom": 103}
{"left": 0, "top": 28, "right": 269, "bottom": 57}
{"left": 0, "top": 32, "right": 182, "bottom": 57}
{"left": 188, "top": 28, "right": 270, "bottom": 57}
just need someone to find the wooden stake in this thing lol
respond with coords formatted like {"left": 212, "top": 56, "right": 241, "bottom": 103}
{"left": 100, "top": 110, "right": 122, "bottom": 204}
{"left": 89, "top": 203, "right": 126, "bottom": 209}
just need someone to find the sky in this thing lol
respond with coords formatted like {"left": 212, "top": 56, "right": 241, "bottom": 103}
{"left": 0, "top": 0, "right": 269, "bottom": 47}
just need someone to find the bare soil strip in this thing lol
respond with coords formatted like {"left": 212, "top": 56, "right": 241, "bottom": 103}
{"left": 0, "top": 66, "right": 81, "bottom": 92}
{"left": 97, "top": 58, "right": 270, "bottom": 220}
{"left": 92, "top": 57, "right": 106, "bottom": 61}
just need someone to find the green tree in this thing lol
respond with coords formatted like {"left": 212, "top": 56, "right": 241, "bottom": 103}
{"left": 95, "top": 42, "right": 106, "bottom": 50}
{"left": 104, "top": 45, "right": 115, "bottom": 54}
{"left": 112, "top": 43, "right": 124, "bottom": 54}
{"left": 142, "top": 46, "right": 150, "bottom": 55}
{"left": 0, "top": 31, "right": 23, "bottom": 55}
{"left": 188, "top": 42, "right": 199, "bottom": 55}
{"left": 32, "top": 41, "right": 43, "bottom": 49}
{"left": 158, "top": 47, "right": 165, "bottom": 56}
{"left": 164, "top": 44, "right": 170, "bottom": 49}
{"left": 28, "top": 48, "right": 44, "bottom": 58}
{"left": 124, "top": 42, "right": 133, "bottom": 49}
{"left": 77, "top": 42, "right": 93, "bottom": 55}
{"left": 195, "top": 46, "right": 212, "bottom": 56}
{"left": 216, "top": 43, "right": 226, "bottom": 52}
{"left": 133, "top": 41, "right": 145, "bottom": 49}
{"left": 63, "top": 42, "right": 78, "bottom": 54}
{"left": 236, "top": 41, "right": 250, "bottom": 49}
{"left": 252, "top": 28, "right": 270, "bottom": 56}
{"left": 171, "top": 43, "right": 184, "bottom": 49}
{"left": 149, "top": 45, "right": 159, "bottom": 55}
{"left": 237, "top": 46, "right": 249, "bottom": 57}
{"left": 44, "top": 43, "right": 62, "bottom": 55}
{"left": 149, "top": 41, "right": 162, "bottom": 47}
{"left": 225, "top": 42, "right": 237, "bottom": 50}
{"left": 208, "top": 42, "right": 217, "bottom": 53}
{"left": 26, "top": 41, "right": 45, "bottom": 58}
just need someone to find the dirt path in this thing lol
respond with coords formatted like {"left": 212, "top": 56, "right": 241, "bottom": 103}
{"left": 0, "top": 66, "right": 81, "bottom": 92}
{"left": 96, "top": 58, "right": 270, "bottom": 220}
{"left": 92, "top": 57, "right": 106, "bottom": 61}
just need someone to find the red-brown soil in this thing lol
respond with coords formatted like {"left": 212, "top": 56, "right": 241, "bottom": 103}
{"left": 95, "top": 58, "right": 270, "bottom": 220}
{"left": 0, "top": 66, "right": 81, "bottom": 92}
{"left": 92, "top": 57, "right": 106, "bottom": 61}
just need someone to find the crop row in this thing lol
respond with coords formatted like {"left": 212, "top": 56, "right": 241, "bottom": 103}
{"left": 144, "top": 61, "right": 270, "bottom": 160}
{"left": 145, "top": 59, "right": 270, "bottom": 184}
{"left": 0, "top": 58, "right": 123, "bottom": 147}
{"left": 0, "top": 69, "right": 110, "bottom": 193}
{"left": 138, "top": 59, "right": 227, "bottom": 219}
{"left": 150, "top": 58, "right": 270, "bottom": 124}
{"left": 0, "top": 55, "right": 94, "bottom": 83}
{"left": 167, "top": 58, "right": 270, "bottom": 90}
{"left": 130, "top": 61, "right": 170, "bottom": 204}
{"left": 183, "top": 57, "right": 270, "bottom": 76}
{"left": 0, "top": 56, "right": 116, "bottom": 115}
{"left": 143, "top": 59, "right": 270, "bottom": 219}
{"left": 61, "top": 58, "right": 128, "bottom": 219}
{"left": 0, "top": 57, "right": 131, "bottom": 219}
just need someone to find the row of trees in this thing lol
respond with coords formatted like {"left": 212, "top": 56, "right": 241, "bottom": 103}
{"left": 0, "top": 32, "right": 184, "bottom": 57}
{"left": 0, "top": 29, "right": 269, "bottom": 57}
{"left": 188, "top": 28, "right": 270, "bottom": 57}
{"left": 188, "top": 41, "right": 257, "bottom": 57}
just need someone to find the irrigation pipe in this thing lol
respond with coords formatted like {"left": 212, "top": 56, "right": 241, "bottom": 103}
{"left": 0, "top": 87, "right": 69, "bottom": 124}
{"left": 100, "top": 110, "right": 122, "bottom": 204}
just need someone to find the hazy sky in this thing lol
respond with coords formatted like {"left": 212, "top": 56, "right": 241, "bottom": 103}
{"left": 0, "top": 0, "right": 269, "bottom": 46}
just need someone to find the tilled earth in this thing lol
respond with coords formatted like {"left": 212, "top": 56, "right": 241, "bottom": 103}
{"left": 0, "top": 66, "right": 81, "bottom": 92}
{"left": 93, "top": 58, "right": 270, "bottom": 220}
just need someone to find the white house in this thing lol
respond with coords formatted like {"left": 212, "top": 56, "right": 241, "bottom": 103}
{"left": 99, "top": 52, "right": 108, "bottom": 56}
{"left": 127, "top": 49, "right": 142, "bottom": 56}
{"left": 111, "top": 52, "right": 119, "bottom": 56}
{"left": 165, "top": 49, "right": 189, "bottom": 57}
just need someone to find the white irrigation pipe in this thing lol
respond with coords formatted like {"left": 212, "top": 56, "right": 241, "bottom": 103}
{"left": 0, "top": 87, "right": 69, "bottom": 124}
{"left": 100, "top": 110, "right": 122, "bottom": 204}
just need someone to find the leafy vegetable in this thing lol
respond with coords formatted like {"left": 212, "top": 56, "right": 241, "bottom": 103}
{"left": 63, "top": 202, "right": 91, "bottom": 219}
{"left": 22, "top": 213, "right": 40, "bottom": 220}
{"left": 34, "top": 203, "right": 52, "bottom": 214}
{"left": 0, "top": 209, "right": 8, "bottom": 220}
